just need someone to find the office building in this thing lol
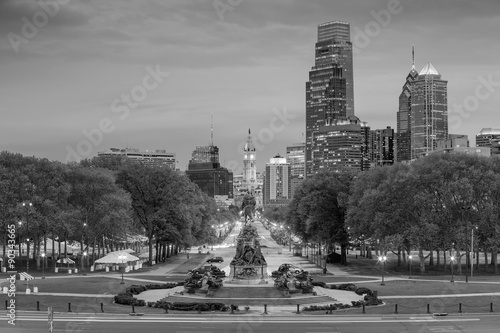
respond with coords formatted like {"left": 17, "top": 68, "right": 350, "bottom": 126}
{"left": 264, "top": 155, "right": 292, "bottom": 209}
{"left": 186, "top": 145, "right": 233, "bottom": 200}
{"left": 286, "top": 143, "right": 305, "bottom": 198}
{"left": 411, "top": 63, "right": 448, "bottom": 159}
{"left": 97, "top": 148, "right": 176, "bottom": 169}
{"left": 476, "top": 128, "right": 500, "bottom": 148}
{"left": 311, "top": 116, "right": 370, "bottom": 173}
{"left": 396, "top": 48, "right": 419, "bottom": 162}
{"left": 306, "top": 21, "right": 354, "bottom": 176}
{"left": 369, "top": 126, "right": 395, "bottom": 167}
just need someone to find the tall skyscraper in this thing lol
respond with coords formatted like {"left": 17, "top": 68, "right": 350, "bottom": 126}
{"left": 286, "top": 142, "right": 305, "bottom": 198}
{"left": 411, "top": 63, "right": 448, "bottom": 159}
{"left": 317, "top": 21, "right": 354, "bottom": 116}
{"left": 306, "top": 21, "right": 354, "bottom": 176}
{"left": 264, "top": 155, "right": 291, "bottom": 209}
{"left": 396, "top": 47, "right": 418, "bottom": 162}
{"left": 242, "top": 129, "right": 257, "bottom": 194}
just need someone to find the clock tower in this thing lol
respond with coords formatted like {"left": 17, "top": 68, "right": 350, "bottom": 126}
{"left": 243, "top": 129, "right": 257, "bottom": 194}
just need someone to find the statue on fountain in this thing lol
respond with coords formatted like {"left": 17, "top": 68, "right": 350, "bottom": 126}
{"left": 241, "top": 193, "right": 256, "bottom": 224}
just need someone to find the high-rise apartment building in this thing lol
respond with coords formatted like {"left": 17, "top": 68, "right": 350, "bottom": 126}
{"left": 97, "top": 148, "right": 176, "bottom": 169}
{"left": 286, "top": 143, "right": 305, "bottom": 198}
{"left": 411, "top": 63, "right": 448, "bottom": 159}
{"left": 264, "top": 155, "right": 291, "bottom": 209}
{"left": 306, "top": 21, "right": 354, "bottom": 176}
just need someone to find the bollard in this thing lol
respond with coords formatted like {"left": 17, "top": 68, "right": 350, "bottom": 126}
{"left": 459, "top": 303, "right": 462, "bottom": 313}
{"left": 230, "top": 304, "right": 234, "bottom": 314}
{"left": 132, "top": 305, "right": 135, "bottom": 313}
{"left": 427, "top": 304, "right": 430, "bottom": 314}
{"left": 394, "top": 304, "right": 398, "bottom": 314}
{"left": 490, "top": 303, "right": 493, "bottom": 313}
{"left": 68, "top": 303, "right": 72, "bottom": 312}
{"left": 37, "top": 301, "right": 40, "bottom": 311}
{"left": 362, "top": 303, "right": 365, "bottom": 314}
{"left": 101, "top": 303, "right": 104, "bottom": 313}
{"left": 296, "top": 304, "right": 300, "bottom": 314}
{"left": 264, "top": 304, "right": 268, "bottom": 314}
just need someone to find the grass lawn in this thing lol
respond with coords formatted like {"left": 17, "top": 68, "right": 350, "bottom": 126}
{"left": 1, "top": 277, "right": 138, "bottom": 295}
{"left": 311, "top": 276, "right": 379, "bottom": 283}
{"left": 324, "top": 296, "right": 500, "bottom": 315}
{"left": 354, "top": 280, "right": 500, "bottom": 297}
{"left": 0, "top": 294, "right": 166, "bottom": 314}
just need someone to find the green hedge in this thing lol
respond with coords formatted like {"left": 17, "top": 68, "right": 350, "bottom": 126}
{"left": 114, "top": 282, "right": 182, "bottom": 306}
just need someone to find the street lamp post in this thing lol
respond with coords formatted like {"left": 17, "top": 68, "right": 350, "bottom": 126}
{"left": 41, "top": 253, "right": 45, "bottom": 279}
{"left": 22, "top": 202, "right": 32, "bottom": 273}
{"left": 378, "top": 255, "right": 387, "bottom": 285}
{"left": 118, "top": 254, "right": 126, "bottom": 284}
{"left": 408, "top": 255, "right": 413, "bottom": 279}
{"left": 83, "top": 252, "right": 87, "bottom": 276}
{"left": 471, "top": 226, "right": 478, "bottom": 277}
{"left": 450, "top": 256, "right": 455, "bottom": 282}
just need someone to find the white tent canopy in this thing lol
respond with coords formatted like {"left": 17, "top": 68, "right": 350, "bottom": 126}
{"left": 95, "top": 251, "right": 139, "bottom": 265}
{"left": 56, "top": 258, "right": 75, "bottom": 264}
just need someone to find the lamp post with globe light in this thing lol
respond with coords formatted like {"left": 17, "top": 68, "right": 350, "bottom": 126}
{"left": 408, "top": 255, "right": 413, "bottom": 279}
{"left": 378, "top": 255, "right": 387, "bottom": 285}
{"left": 41, "top": 253, "right": 46, "bottom": 279}
{"left": 450, "top": 256, "right": 455, "bottom": 282}
{"left": 118, "top": 254, "right": 126, "bottom": 284}
{"left": 22, "top": 202, "right": 32, "bottom": 273}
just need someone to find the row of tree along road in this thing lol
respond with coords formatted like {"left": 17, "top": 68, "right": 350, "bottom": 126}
{"left": 281, "top": 153, "right": 500, "bottom": 275}
{"left": 0, "top": 151, "right": 237, "bottom": 270}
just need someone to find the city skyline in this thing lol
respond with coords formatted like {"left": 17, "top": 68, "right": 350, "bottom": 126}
{"left": 1, "top": 0, "right": 499, "bottom": 172}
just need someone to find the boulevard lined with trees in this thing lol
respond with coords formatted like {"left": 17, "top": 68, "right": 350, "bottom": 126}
{"left": 284, "top": 153, "right": 500, "bottom": 275}
{"left": 0, "top": 151, "right": 226, "bottom": 271}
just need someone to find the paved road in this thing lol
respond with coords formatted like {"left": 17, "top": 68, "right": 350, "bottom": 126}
{"left": 3, "top": 312, "right": 499, "bottom": 332}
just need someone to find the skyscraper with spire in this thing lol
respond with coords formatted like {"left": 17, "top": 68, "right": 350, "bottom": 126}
{"left": 396, "top": 47, "right": 418, "bottom": 162}
{"left": 411, "top": 62, "right": 448, "bottom": 158}
{"left": 306, "top": 20, "right": 354, "bottom": 176}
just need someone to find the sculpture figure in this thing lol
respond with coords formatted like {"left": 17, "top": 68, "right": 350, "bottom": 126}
{"left": 241, "top": 193, "right": 256, "bottom": 224}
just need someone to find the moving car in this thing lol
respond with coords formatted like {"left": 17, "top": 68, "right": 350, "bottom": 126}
{"left": 206, "top": 256, "right": 224, "bottom": 263}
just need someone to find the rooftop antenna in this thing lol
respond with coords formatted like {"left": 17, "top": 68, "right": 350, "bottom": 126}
{"left": 210, "top": 113, "right": 214, "bottom": 146}
{"left": 412, "top": 45, "right": 415, "bottom": 70}
{"left": 302, "top": 132, "right": 305, "bottom": 144}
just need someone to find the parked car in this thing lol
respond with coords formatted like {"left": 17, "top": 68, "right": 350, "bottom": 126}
{"left": 206, "top": 256, "right": 224, "bottom": 263}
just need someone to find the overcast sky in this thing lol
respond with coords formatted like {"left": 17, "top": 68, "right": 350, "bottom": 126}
{"left": 1, "top": 0, "right": 499, "bottom": 172}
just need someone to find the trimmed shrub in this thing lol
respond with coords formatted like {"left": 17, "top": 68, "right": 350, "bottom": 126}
{"left": 114, "top": 293, "right": 145, "bottom": 306}
{"left": 312, "top": 281, "right": 327, "bottom": 288}
{"left": 355, "top": 287, "right": 372, "bottom": 296}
